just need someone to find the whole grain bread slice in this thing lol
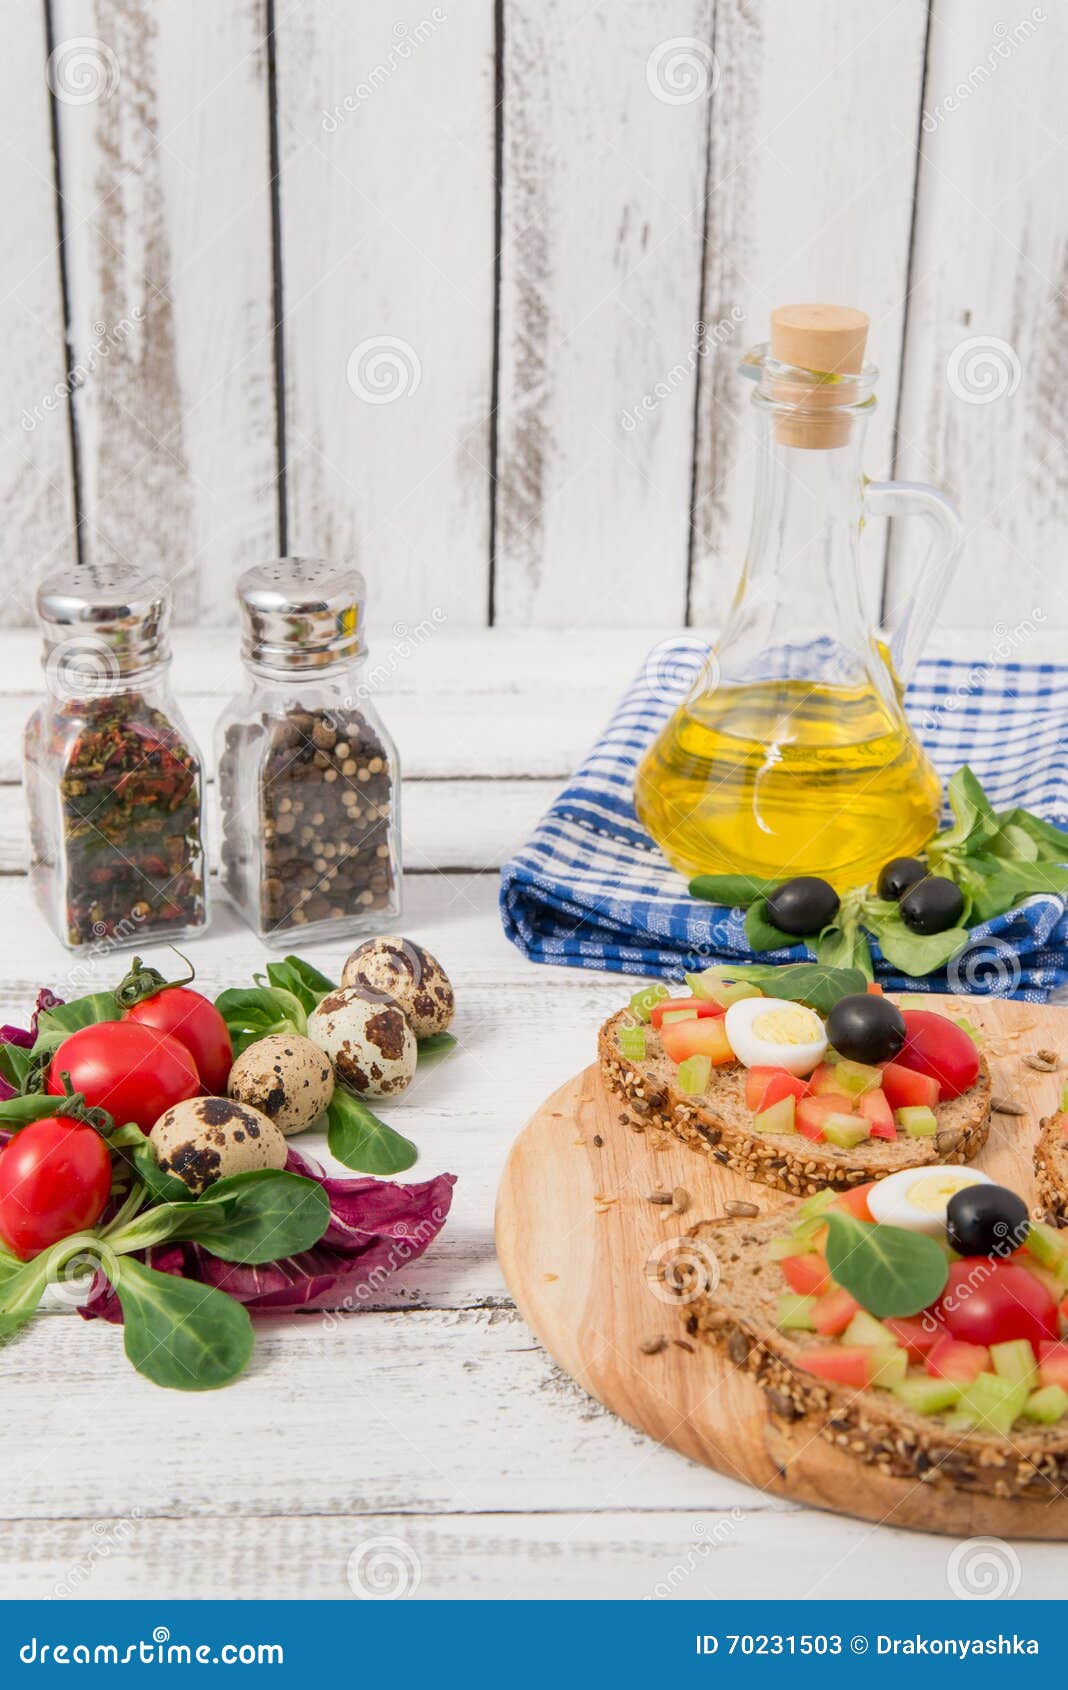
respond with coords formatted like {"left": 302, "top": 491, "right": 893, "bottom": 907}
{"left": 682, "top": 1208, "right": 1068, "bottom": 1501}
{"left": 1035, "top": 1112, "right": 1068, "bottom": 1226}
{"left": 599, "top": 1007, "right": 992, "bottom": 1198}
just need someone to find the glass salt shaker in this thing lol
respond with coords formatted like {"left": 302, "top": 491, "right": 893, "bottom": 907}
{"left": 24, "top": 565, "right": 208, "bottom": 951}
{"left": 217, "top": 557, "right": 401, "bottom": 944}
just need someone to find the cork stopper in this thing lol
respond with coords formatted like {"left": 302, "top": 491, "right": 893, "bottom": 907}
{"left": 767, "top": 304, "right": 870, "bottom": 447}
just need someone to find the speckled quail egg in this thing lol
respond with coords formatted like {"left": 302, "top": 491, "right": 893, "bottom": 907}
{"left": 149, "top": 1096, "right": 287, "bottom": 1195}
{"left": 340, "top": 935, "right": 454, "bottom": 1038}
{"left": 227, "top": 1033, "right": 335, "bottom": 1136}
{"left": 307, "top": 986, "right": 417, "bottom": 1098}
{"left": 867, "top": 1166, "right": 995, "bottom": 1237}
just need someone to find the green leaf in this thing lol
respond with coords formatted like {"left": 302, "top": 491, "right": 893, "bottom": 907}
{"left": 417, "top": 1031, "right": 457, "bottom": 1064}
{"left": 931, "top": 766, "right": 998, "bottom": 856}
{"left": 183, "top": 1170, "right": 331, "bottom": 1263}
{"left": 816, "top": 922, "right": 874, "bottom": 980}
{"left": 0, "top": 1094, "right": 69, "bottom": 1130}
{"left": 961, "top": 856, "right": 1068, "bottom": 924}
{"left": 995, "top": 808, "right": 1068, "bottom": 862}
{"left": 743, "top": 900, "right": 798, "bottom": 953}
{"left": 214, "top": 986, "right": 307, "bottom": 1058}
{"left": 989, "top": 822, "right": 1039, "bottom": 863}
{"left": 0, "top": 1042, "right": 32, "bottom": 1092}
{"left": 716, "top": 962, "right": 868, "bottom": 1017}
{"left": 0, "top": 1252, "right": 54, "bottom": 1340}
{"left": 114, "top": 1257, "right": 254, "bottom": 1391}
{"left": 689, "top": 873, "right": 782, "bottom": 908}
{"left": 871, "top": 913, "right": 972, "bottom": 977}
{"left": 327, "top": 1087, "right": 418, "bottom": 1176}
{"left": 824, "top": 1211, "right": 948, "bottom": 1318}
{"left": 32, "top": 991, "right": 121, "bottom": 1055}
{"left": 264, "top": 956, "right": 336, "bottom": 1014}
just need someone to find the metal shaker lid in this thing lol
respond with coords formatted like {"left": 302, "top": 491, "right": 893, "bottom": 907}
{"left": 35, "top": 563, "right": 170, "bottom": 687}
{"left": 237, "top": 557, "right": 365, "bottom": 673}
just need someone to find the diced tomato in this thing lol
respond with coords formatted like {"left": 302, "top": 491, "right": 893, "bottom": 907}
{"left": 866, "top": 982, "right": 884, "bottom": 996}
{"left": 813, "top": 1287, "right": 860, "bottom": 1337}
{"left": 897, "top": 1010, "right": 980, "bottom": 1102}
{"left": 808, "top": 1062, "right": 841, "bottom": 1096}
{"left": 650, "top": 996, "right": 725, "bottom": 1030}
{"left": 796, "top": 1094, "right": 856, "bottom": 1141}
{"left": 660, "top": 1017, "right": 733, "bottom": 1066}
{"left": 867, "top": 1123, "right": 897, "bottom": 1142}
{"left": 880, "top": 1061, "right": 940, "bottom": 1113}
{"left": 925, "top": 1335, "right": 990, "bottom": 1384}
{"left": 781, "top": 1252, "right": 830, "bottom": 1298}
{"left": 832, "top": 1183, "right": 876, "bottom": 1224}
{"left": 798, "top": 1346, "right": 871, "bottom": 1389}
{"left": 744, "top": 1066, "right": 810, "bottom": 1113}
{"left": 1038, "top": 1342, "right": 1068, "bottom": 1391}
{"left": 858, "top": 1087, "right": 895, "bottom": 1133}
{"left": 884, "top": 1314, "right": 944, "bottom": 1362}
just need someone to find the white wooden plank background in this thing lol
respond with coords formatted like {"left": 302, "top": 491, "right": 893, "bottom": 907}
{"left": 2, "top": 1, "right": 1065, "bottom": 633}
{"left": 888, "top": 0, "right": 1068, "bottom": 633}
{"left": 0, "top": 626, "right": 1065, "bottom": 1598}
{"left": 49, "top": 0, "right": 278, "bottom": 620}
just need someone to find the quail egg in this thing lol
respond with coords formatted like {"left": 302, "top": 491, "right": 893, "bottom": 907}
{"left": 228, "top": 1033, "right": 335, "bottom": 1135}
{"left": 724, "top": 996, "right": 828, "bottom": 1076}
{"left": 867, "top": 1165, "right": 995, "bottom": 1237}
{"left": 307, "top": 986, "right": 417, "bottom": 1098}
{"left": 149, "top": 1096, "right": 287, "bottom": 1195}
{"left": 340, "top": 935, "right": 454, "bottom": 1038}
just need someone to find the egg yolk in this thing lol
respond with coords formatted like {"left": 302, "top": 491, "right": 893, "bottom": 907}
{"left": 751, "top": 1006, "right": 823, "bottom": 1046}
{"left": 905, "top": 1172, "right": 980, "bottom": 1215}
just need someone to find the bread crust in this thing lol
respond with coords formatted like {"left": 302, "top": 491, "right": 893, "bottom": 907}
{"left": 599, "top": 1008, "right": 992, "bottom": 1198}
{"left": 1035, "top": 1112, "right": 1068, "bottom": 1227}
{"left": 684, "top": 1211, "right": 1068, "bottom": 1501}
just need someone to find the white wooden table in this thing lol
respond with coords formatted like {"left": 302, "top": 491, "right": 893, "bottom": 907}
{"left": 1, "top": 627, "right": 1064, "bottom": 1601}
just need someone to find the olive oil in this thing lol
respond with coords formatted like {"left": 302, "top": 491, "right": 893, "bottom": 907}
{"left": 634, "top": 677, "right": 941, "bottom": 887}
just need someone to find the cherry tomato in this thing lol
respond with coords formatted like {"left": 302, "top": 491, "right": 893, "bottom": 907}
{"left": 47, "top": 1021, "right": 199, "bottom": 1132}
{"left": 897, "top": 1010, "right": 980, "bottom": 1101}
{"left": 123, "top": 987, "right": 233, "bottom": 1094}
{"left": 935, "top": 1258, "right": 1059, "bottom": 1349}
{"left": 0, "top": 1116, "right": 112, "bottom": 1260}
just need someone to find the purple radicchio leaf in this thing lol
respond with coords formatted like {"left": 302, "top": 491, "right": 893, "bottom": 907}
{"left": 0, "top": 988, "right": 66, "bottom": 1102}
{"left": 80, "top": 1148, "right": 457, "bottom": 1323}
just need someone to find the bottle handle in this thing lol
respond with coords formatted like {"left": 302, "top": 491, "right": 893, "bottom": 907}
{"left": 864, "top": 479, "right": 963, "bottom": 685}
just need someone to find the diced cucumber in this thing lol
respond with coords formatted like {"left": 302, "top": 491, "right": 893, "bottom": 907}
{"left": 661, "top": 1007, "right": 698, "bottom": 1025}
{"left": 797, "top": 1188, "right": 838, "bottom": 1223}
{"left": 1025, "top": 1220, "right": 1068, "bottom": 1278}
{"left": 821, "top": 1113, "right": 871, "bottom": 1149}
{"left": 628, "top": 983, "right": 670, "bottom": 1023}
{"left": 676, "top": 1054, "right": 712, "bottom": 1095}
{"left": 896, "top": 1105, "right": 938, "bottom": 1138}
{"left": 776, "top": 1292, "right": 817, "bottom": 1332}
{"left": 617, "top": 1026, "right": 647, "bottom": 1060}
{"left": 892, "top": 1374, "right": 963, "bottom": 1415}
{"left": 1022, "top": 1384, "right": 1068, "bottom": 1425}
{"left": 843, "top": 1310, "right": 896, "bottom": 1349}
{"left": 869, "top": 1347, "right": 908, "bottom": 1387}
{"left": 768, "top": 1221, "right": 824, "bottom": 1260}
{"left": 685, "top": 971, "right": 763, "bottom": 1007}
{"left": 989, "top": 1338, "right": 1037, "bottom": 1390}
{"left": 754, "top": 1095, "right": 796, "bottom": 1135}
{"left": 957, "top": 1372, "right": 1030, "bottom": 1437}
{"left": 832, "top": 1059, "right": 882, "bottom": 1097}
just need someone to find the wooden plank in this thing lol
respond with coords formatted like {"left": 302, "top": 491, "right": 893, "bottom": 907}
{"left": 494, "top": 1, "right": 711, "bottom": 626}
{"left": 691, "top": 0, "right": 929, "bottom": 624}
{"left": 0, "top": 776, "right": 558, "bottom": 874}
{"left": 275, "top": 3, "right": 495, "bottom": 629}
{"left": 0, "top": 0, "right": 77, "bottom": 616}
{"left": 51, "top": 0, "right": 278, "bottom": 620}
{"left": 15, "top": 1504, "right": 1065, "bottom": 1600}
{"left": 887, "top": 0, "right": 1068, "bottom": 632}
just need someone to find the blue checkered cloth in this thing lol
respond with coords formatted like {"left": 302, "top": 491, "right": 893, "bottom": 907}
{"left": 499, "top": 639, "right": 1068, "bottom": 1000}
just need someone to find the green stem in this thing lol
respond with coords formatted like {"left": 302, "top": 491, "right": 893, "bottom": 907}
{"left": 100, "top": 1181, "right": 149, "bottom": 1240}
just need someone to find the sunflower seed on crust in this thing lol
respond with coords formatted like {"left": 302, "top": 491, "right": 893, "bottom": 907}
{"left": 723, "top": 1199, "right": 760, "bottom": 1217}
{"left": 1024, "top": 1050, "right": 1059, "bottom": 1072}
{"left": 990, "top": 1094, "right": 1025, "bottom": 1116}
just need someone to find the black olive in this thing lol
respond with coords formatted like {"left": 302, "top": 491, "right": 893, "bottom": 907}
{"left": 764, "top": 876, "right": 840, "bottom": 937}
{"left": 877, "top": 855, "right": 927, "bottom": 902}
{"left": 946, "top": 1183, "right": 1030, "bottom": 1258}
{"left": 825, "top": 993, "right": 906, "bottom": 1065}
{"left": 899, "top": 875, "right": 965, "bottom": 935}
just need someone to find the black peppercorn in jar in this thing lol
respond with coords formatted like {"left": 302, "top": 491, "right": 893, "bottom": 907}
{"left": 24, "top": 565, "right": 208, "bottom": 950}
{"left": 217, "top": 557, "right": 401, "bottom": 943}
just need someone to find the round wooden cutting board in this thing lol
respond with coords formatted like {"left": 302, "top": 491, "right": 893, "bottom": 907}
{"left": 496, "top": 994, "right": 1068, "bottom": 1539}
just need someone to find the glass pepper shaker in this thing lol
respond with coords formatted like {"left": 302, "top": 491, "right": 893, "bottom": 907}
{"left": 217, "top": 557, "right": 401, "bottom": 943}
{"left": 24, "top": 565, "right": 208, "bottom": 951}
